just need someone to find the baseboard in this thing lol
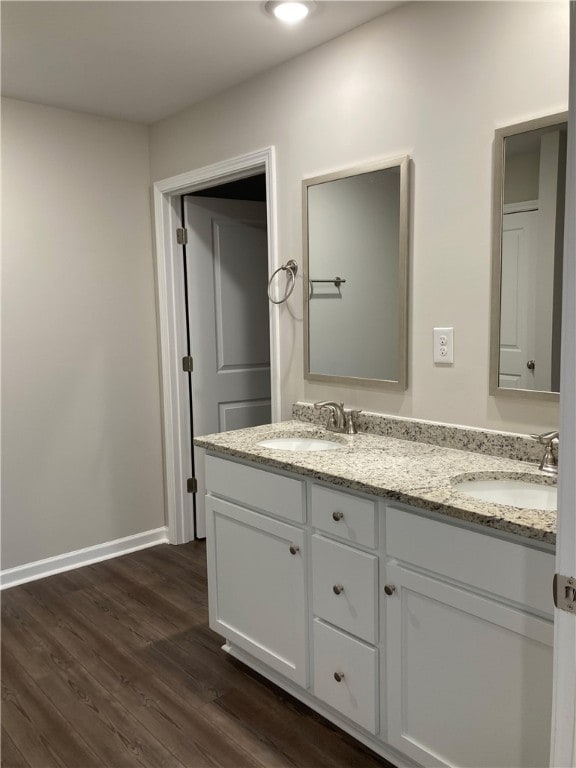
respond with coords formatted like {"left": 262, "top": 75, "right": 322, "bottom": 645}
{"left": 0, "top": 527, "right": 169, "bottom": 590}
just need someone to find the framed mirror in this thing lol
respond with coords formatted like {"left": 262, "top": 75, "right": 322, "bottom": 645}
{"left": 303, "top": 156, "right": 410, "bottom": 389}
{"left": 490, "top": 113, "right": 567, "bottom": 401}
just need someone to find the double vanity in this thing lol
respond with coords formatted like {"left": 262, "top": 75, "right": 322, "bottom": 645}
{"left": 195, "top": 408, "right": 557, "bottom": 768}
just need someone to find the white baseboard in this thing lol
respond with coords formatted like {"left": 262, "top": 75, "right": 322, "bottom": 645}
{"left": 0, "top": 527, "right": 169, "bottom": 590}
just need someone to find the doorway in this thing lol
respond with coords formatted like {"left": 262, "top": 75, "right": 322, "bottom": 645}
{"left": 152, "top": 146, "right": 280, "bottom": 545}
{"left": 181, "top": 175, "right": 272, "bottom": 536}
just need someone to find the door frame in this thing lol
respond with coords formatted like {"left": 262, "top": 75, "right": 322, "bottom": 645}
{"left": 550, "top": 6, "right": 576, "bottom": 765}
{"left": 152, "top": 147, "right": 281, "bottom": 544}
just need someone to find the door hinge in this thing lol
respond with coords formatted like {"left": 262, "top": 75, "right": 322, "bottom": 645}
{"left": 182, "top": 355, "right": 193, "bottom": 373}
{"left": 553, "top": 573, "right": 576, "bottom": 614}
{"left": 176, "top": 227, "right": 188, "bottom": 245}
{"left": 187, "top": 477, "right": 198, "bottom": 494}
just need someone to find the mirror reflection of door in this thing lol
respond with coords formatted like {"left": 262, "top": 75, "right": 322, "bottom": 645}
{"left": 499, "top": 208, "right": 538, "bottom": 389}
{"left": 498, "top": 122, "right": 566, "bottom": 393}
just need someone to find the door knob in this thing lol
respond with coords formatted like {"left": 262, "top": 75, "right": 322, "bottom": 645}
{"left": 333, "top": 584, "right": 344, "bottom": 595}
{"left": 384, "top": 584, "right": 396, "bottom": 596}
{"left": 527, "top": 360, "right": 536, "bottom": 371}
{"left": 333, "top": 672, "right": 345, "bottom": 683}
{"left": 289, "top": 545, "right": 300, "bottom": 555}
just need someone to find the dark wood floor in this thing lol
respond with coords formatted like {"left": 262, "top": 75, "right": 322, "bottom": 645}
{"left": 1, "top": 541, "right": 395, "bottom": 768}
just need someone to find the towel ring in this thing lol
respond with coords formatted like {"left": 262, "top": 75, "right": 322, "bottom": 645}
{"left": 268, "top": 260, "right": 298, "bottom": 304}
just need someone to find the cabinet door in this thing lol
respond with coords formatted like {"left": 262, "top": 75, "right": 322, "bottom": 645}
{"left": 206, "top": 496, "right": 308, "bottom": 686}
{"left": 384, "top": 565, "right": 553, "bottom": 768}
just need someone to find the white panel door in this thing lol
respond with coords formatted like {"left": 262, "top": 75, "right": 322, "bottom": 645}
{"left": 185, "top": 196, "right": 271, "bottom": 435}
{"left": 185, "top": 197, "right": 271, "bottom": 537}
{"left": 385, "top": 564, "right": 554, "bottom": 768}
{"left": 499, "top": 210, "right": 538, "bottom": 389}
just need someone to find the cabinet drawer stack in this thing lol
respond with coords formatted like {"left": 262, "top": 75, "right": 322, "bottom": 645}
{"left": 309, "top": 483, "right": 379, "bottom": 734}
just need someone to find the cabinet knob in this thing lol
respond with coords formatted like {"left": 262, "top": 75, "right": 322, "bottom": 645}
{"left": 384, "top": 584, "right": 396, "bottom": 596}
{"left": 332, "top": 510, "right": 344, "bottom": 522}
{"left": 289, "top": 545, "right": 300, "bottom": 555}
{"left": 333, "top": 672, "right": 345, "bottom": 683}
{"left": 333, "top": 584, "right": 344, "bottom": 595}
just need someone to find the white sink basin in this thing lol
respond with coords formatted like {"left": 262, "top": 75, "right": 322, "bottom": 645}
{"left": 453, "top": 478, "right": 556, "bottom": 511}
{"left": 257, "top": 437, "right": 344, "bottom": 452}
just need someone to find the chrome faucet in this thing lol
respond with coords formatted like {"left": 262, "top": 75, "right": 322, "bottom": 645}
{"left": 314, "top": 401, "right": 362, "bottom": 435}
{"left": 530, "top": 430, "right": 559, "bottom": 476}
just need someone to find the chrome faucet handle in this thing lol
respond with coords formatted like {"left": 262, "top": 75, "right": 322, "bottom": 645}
{"left": 314, "top": 400, "right": 345, "bottom": 431}
{"left": 530, "top": 430, "right": 559, "bottom": 445}
{"left": 344, "top": 409, "right": 362, "bottom": 435}
{"left": 530, "top": 431, "right": 559, "bottom": 475}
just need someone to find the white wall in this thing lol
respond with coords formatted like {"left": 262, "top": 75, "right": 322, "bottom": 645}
{"left": 1, "top": 98, "right": 165, "bottom": 570}
{"left": 150, "top": 1, "right": 568, "bottom": 435}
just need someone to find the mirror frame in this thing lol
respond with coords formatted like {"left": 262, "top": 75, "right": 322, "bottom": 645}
{"left": 302, "top": 156, "right": 410, "bottom": 389}
{"left": 489, "top": 112, "right": 567, "bottom": 402}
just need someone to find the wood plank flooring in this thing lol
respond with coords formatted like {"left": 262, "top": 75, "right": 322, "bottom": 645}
{"left": 1, "top": 542, "right": 395, "bottom": 768}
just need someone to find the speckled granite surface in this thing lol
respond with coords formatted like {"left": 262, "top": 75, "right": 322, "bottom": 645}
{"left": 292, "top": 402, "right": 547, "bottom": 464}
{"left": 194, "top": 420, "right": 556, "bottom": 546}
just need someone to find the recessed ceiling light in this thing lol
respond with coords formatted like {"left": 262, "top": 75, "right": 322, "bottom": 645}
{"left": 265, "top": 1, "right": 315, "bottom": 25}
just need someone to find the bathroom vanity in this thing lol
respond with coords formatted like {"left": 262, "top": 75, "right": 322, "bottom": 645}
{"left": 195, "top": 419, "right": 556, "bottom": 768}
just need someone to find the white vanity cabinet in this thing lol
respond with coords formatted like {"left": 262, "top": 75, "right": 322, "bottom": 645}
{"left": 204, "top": 453, "right": 556, "bottom": 768}
{"left": 205, "top": 455, "right": 308, "bottom": 686}
{"left": 384, "top": 506, "right": 555, "bottom": 768}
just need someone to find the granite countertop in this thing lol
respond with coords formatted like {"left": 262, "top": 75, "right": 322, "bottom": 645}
{"left": 194, "top": 420, "right": 557, "bottom": 547}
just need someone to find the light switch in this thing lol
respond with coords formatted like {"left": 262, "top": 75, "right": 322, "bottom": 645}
{"left": 434, "top": 327, "right": 454, "bottom": 364}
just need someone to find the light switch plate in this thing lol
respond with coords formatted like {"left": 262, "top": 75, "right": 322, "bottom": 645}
{"left": 434, "top": 327, "right": 454, "bottom": 364}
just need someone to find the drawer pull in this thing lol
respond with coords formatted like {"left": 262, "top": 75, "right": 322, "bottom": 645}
{"left": 384, "top": 584, "right": 396, "bottom": 596}
{"left": 333, "top": 584, "right": 344, "bottom": 595}
{"left": 333, "top": 672, "right": 345, "bottom": 683}
{"left": 332, "top": 510, "right": 344, "bottom": 522}
{"left": 289, "top": 545, "right": 300, "bottom": 555}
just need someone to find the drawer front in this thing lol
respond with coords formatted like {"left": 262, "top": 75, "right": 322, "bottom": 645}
{"left": 311, "top": 484, "right": 377, "bottom": 548}
{"left": 385, "top": 506, "right": 555, "bottom": 616}
{"left": 312, "top": 535, "right": 378, "bottom": 643}
{"left": 205, "top": 455, "right": 305, "bottom": 523}
{"left": 313, "top": 619, "right": 378, "bottom": 734}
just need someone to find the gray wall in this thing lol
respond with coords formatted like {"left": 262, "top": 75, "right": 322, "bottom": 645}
{"left": 1, "top": 98, "right": 165, "bottom": 570}
{"left": 150, "top": 1, "right": 568, "bottom": 434}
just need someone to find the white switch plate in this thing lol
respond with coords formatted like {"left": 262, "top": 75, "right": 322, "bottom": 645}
{"left": 434, "top": 327, "right": 454, "bottom": 364}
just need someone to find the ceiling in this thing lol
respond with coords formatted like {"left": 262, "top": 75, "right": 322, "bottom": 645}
{"left": 1, "top": 1, "right": 400, "bottom": 124}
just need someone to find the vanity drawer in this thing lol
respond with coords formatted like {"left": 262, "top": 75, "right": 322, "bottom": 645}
{"left": 385, "top": 506, "right": 555, "bottom": 616}
{"left": 311, "top": 484, "right": 377, "bottom": 548}
{"left": 312, "top": 535, "right": 378, "bottom": 643}
{"left": 313, "top": 619, "right": 378, "bottom": 734}
{"left": 205, "top": 455, "right": 305, "bottom": 524}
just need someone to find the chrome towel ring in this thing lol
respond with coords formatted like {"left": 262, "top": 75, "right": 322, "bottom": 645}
{"left": 268, "top": 259, "right": 298, "bottom": 304}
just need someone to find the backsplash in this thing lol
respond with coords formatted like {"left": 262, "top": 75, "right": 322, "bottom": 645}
{"left": 292, "top": 402, "right": 544, "bottom": 464}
